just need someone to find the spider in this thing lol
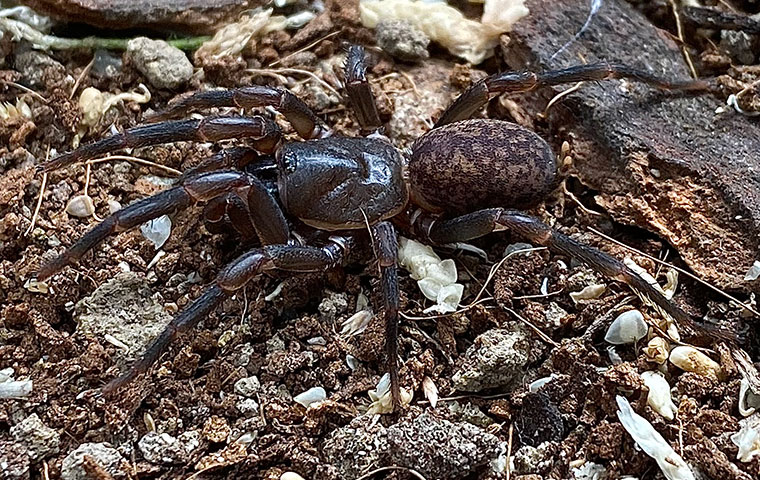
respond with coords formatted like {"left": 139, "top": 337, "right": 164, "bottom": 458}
{"left": 36, "top": 45, "right": 717, "bottom": 407}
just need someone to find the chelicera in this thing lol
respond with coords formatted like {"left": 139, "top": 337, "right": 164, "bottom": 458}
{"left": 37, "top": 45, "right": 716, "bottom": 407}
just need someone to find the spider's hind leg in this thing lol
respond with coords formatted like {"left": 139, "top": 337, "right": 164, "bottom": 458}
{"left": 415, "top": 208, "right": 731, "bottom": 342}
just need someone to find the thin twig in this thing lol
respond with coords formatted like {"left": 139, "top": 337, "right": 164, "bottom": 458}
{"left": 85, "top": 155, "right": 182, "bottom": 176}
{"left": 669, "top": 0, "right": 699, "bottom": 78}
{"left": 69, "top": 56, "right": 95, "bottom": 100}
{"left": 24, "top": 171, "right": 47, "bottom": 236}
{"left": 269, "top": 30, "right": 340, "bottom": 67}
{"left": 247, "top": 67, "right": 342, "bottom": 98}
{"left": 543, "top": 82, "right": 583, "bottom": 117}
{"left": 83, "top": 162, "right": 104, "bottom": 222}
{"left": 588, "top": 226, "right": 760, "bottom": 318}
{"left": 0, "top": 79, "right": 48, "bottom": 103}
{"left": 562, "top": 181, "right": 603, "bottom": 216}
{"left": 505, "top": 307, "right": 560, "bottom": 347}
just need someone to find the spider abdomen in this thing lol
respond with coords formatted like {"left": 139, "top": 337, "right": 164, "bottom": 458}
{"left": 409, "top": 119, "right": 557, "bottom": 214}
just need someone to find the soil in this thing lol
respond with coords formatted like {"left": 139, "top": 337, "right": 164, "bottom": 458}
{"left": 1, "top": 0, "right": 759, "bottom": 479}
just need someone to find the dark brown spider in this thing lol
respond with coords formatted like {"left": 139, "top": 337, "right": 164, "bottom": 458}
{"left": 37, "top": 45, "right": 720, "bottom": 408}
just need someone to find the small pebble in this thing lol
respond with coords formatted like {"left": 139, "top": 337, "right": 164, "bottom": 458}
{"left": 126, "top": 37, "right": 193, "bottom": 89}
{"left": 375, "top": 19, "right": 430, "bottom": 62}
{"left": 65, "top": 194, "right": 95, "bottom": 218}
{"left": 604, "top": 310, "right": 648, "bottom": 345}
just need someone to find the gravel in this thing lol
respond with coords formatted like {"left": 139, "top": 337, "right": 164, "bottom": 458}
{"left": 138, "top": 431, "right": 203, "bottom": 465}
{"left": 126, "top": 37, "right": 194, "bottom": 89}
{"left": 9, "top": 413, "right": 60, "bottom": 461}
{"left": 61, "top": 443, "right": 129, "bottom": 480}
{"left": 452, "top": 324, "right": 545, "bottom": 392}
{"left": 375, "top": 19, "right": 430, "bottom": 62}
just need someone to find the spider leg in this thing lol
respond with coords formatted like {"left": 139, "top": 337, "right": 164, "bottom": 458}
{"left": 415, "top": 208, "right": 733, "bottom": 342}
{"left": 371, "top": 221, "right": 401, "bottom": 408}
{"left": 435, "top": 63, "right": 710, "bottom": 127}
{"left": 344, "top": 45, "right": 383, "bottom": 134}
{"left": 41, "top": 115, "right": 281, "bottom": 172}
{"left": 103, "top": 238, "right": 350, "bottom": 395}
{"left": 145, "top": 85, "right": 328, "bottom": 139}
{"left": 37, "top": 169, "right": 288, "bottom": 280}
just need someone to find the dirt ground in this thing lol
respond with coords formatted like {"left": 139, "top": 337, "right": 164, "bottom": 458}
{"left": 1, "top": 0, "right": 760, "bottom": 479}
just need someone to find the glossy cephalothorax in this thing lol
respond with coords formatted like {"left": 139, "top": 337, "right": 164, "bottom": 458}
{"left": 37, "top": 45, "right": 715, "bottom": 406}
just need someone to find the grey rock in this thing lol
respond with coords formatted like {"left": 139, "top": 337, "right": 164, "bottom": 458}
{"left": 10, "top": 414, "right": 60, "bottom": 461}
{"left": 126, "top": 37, "right": 193, "bottom": 89}
{"left": 317, "top": 291, "right": 349, "bottom": 321}
{"left": 322, "top": 413, "right": 502, "bottom": 480}
{"left": 513, "top": 443, "right": 555, "bottom": 475}
{"left": 384, "top": 413, "right": 502, "bottom": 480}
{"left": 452, "top": 325, "right": 544, "bottom": 392}
{"left": 233, "top": 375, "right": 261, "bottom": 397}
{"left": 321, "top": 415, "right": 388, "bottom": 479}
{"left": 14, "top": 50, "right": 65, "bottom": 89}
{"left": 236, "top": 397, "right": 260, "bottom": 417}
{"left": 446, "top": 401, "right": 494, "bottom": 427}
{"left": 720, "top": 30, "right": 757, "bottom": 65}
{"left": 0, "top": 441, "right": 30, "bottom": 480}
{"left": 75, "top": 272, "right": 171, "bottom": 359}
{"left": 61, "top": 443, "right": 128, "bottom": 480}
{"left": 138, "top": 431, "right": 202, "bottom": 464}
{"left": 376, "top": 20, "right": 430, "bottom": 62}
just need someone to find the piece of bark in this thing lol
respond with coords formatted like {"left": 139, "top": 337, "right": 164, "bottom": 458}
{"left": 20, "top": 0, "right": 263, "bottom": 34}
{"left": 502, "top": 0, "right": 760, "bottom": 291}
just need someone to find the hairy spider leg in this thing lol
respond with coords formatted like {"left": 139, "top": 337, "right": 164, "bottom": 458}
{"left": 435, "top": 62, "right": 710, "bottom": 127}
{"left": 41, "top": 115, "right": 282, "bottom": 172}
{"left": 102, "top": 239, "right": 350, "bottom": 395}
{"left": 344, "top": 45, "right": 383, "bottom": 134}
{"left": 371, "top": 221, "right": 401, "bottom": 407}
{"left": 145, "top": 85, "right": 329, "bottom": 139}
{"left": 414, "top": 208, "right": 736, "bottom": 343}
{"left": 36, "top": 169, "right": 289, "bottom": 281}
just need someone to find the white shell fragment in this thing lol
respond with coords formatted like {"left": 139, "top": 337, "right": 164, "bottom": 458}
{"left": 293, "top": 387, "right": 326, "bottom": 408}
{"left": 398, "top": 237, "right": 463, "bottom": 314}
{"left": 422, "top": 376, "right": 439, "bottom": 408}
{"left": 644, "top": 336, "right": 670, "bottom": 364}
{"left": 731, "top": 417, "right": 760, "bottom": 462}
{"left": 744, "top": 260, "right": 760, "bottom": 281}
{"left": 669, "top": 346, "right": 722, "bottom": 381}
{"left": 641, "top": 371, "right": 677, "bottom": 420}
{"left": 24, "top": 278, "right": 49, "bottom": 294}
{"left": 360, "top": 0, "right": 529, "bottom": 64}
{"left": 569, "top": 284, "right": 606, "bottom": 303}
{"left": 0, "top": 368, "right": 33, "bottom": 399}
{"left": 616, "top": 395, "right": 695, "bottom": 480}
{"left": 739, "top": 378, "right": 760, "bottom": 417}
{"left": 529, "top": 374, "right": 556, "bottom": 393}
{"left": 604, "top": 310, "right": 648, "bottom": 345}
{"left": 340, "top": 310, "right": 373, "bottom": 337}
{"left": 280, "top": 473, "right": 306, "bottom": 480}
{"left": 140, "top": 214, "right": 172, "bottom": 249}
{"left": 65, "top": 194, "right": 95, "bottom": 218}
{"left": 367, "top": 373, "right": 412, "bottom": 415}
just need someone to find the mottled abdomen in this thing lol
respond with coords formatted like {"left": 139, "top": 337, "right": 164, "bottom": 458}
{"left": 409, "top": 119, "right": 557, "bottom": 213}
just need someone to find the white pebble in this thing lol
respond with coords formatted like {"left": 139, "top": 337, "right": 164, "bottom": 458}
{"left": 745, "top": 260, "right": 760, "bottom": 281}
{"left": 293, "top": 386, "right": 326, "bottom": 407}
{"left": 0, "top": 380, "right": 33, "bottom": 398}
{"left": 570, "top": 284, "right": 606, "bottom": 302}
{"left": 280, "top": 472, "right": 306, "bottom": 480}
{"left": 346, "top": 354, "right": 359, "bottom": 370}
{"left": 641, "top": 371, "right": 677, "bottom": 420}
{"left": 739, "top": 378, "right": 760, "bottom": 417}
{"left": 140, "top": 214, "right": 172, "bottom": 249}
{"left": 65, "top": 194, "right": 95, "bottom": 217}
{"left": 669, "top": 346, "right": 721, "bottom": 380}
{"left": 604, "top": 310, "right": 648, "bottom": 345}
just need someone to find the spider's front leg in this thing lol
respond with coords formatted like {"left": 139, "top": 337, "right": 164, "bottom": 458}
{"left": 145, "top": 85, "right": 328, "bottom": 139}
{"left": 435, "top": 63, "right": 710, "bottom": 126}
{"left": 344, "top": 45, "right": 383, "bottom": 134}
{"left": 103, "top": 238, "right": 350, "bottom": 395}
{"left": 37, "top": 167, "right": 288, "bottom": 280}
{"left": 41, "top": 115, "right": 281, "bottom": 172}
{"left": 414, "top": 208, "right": 731, "bottom": 341}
